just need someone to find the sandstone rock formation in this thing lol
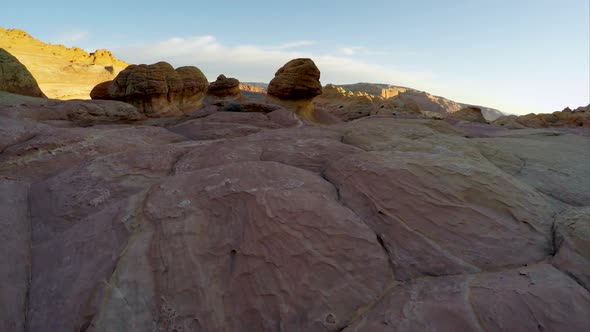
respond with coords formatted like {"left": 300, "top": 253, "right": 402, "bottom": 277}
{"left": 107, "top": 62, "right": 208, "bottom": 117}
{"left": 0, "top": 48, "right": 46, "bottom": 97}
{"left": 447, "top": 106, "right": 488, "bottom": 123}
{"left": 207, "top": 74, "right": 241, "bottom": 98}
{"left": 494, "top": 104, "right": 590, "bottom": 128}
{"left": 0, "top": 26, "right": 128, "bottom": 99}
{"left": 267, "top": 58, "right": 323, "bottom": 120}
{"left": 1, "top": 30, "right": 589, "bottom": 331}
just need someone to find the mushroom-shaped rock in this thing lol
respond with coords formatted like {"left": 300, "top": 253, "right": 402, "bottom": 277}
{"left": 448, "top": 106, "right": 488, "bottom": 123}
{"left": 90, "top": 80, "right": 112, "bottom": 100}
{"left": 108, "top": 62, "right": 208, "bottom": 117}
{"left": 266, "top": 58, "right": 323, "bottom": 121}
{"left": 207, "top": 74, "right": 241, "bottom": 98}
{"left": 267, "top": 58, "right": 322, "bottom": 99}
{"left": 0, "top": 48, "right": 46, "bottom": 98}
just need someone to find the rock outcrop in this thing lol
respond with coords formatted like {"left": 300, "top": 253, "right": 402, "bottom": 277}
{"left": 447, "top": 106, "right": 488, "bottom": 123}
{"left": 107, "top": 62, "right": 208, "bottom": 117}
{"left": 0, "top": 48, "right": 46, "bottom": 97}
{"left": 494, "top": 105, "right": 590, "bottom": 128}
{"left": 267, "top": 58, "right": 323, "bottom": 121}
{"left": 207, "top": 74, "right": 241, "bottom": 98}
{"left": 0, "top": 27, "right": 128, "bottom": 99}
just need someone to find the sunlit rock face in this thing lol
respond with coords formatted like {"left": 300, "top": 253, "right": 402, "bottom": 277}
{"left": 0, "top": 27, "right": 128, "bottom": 99}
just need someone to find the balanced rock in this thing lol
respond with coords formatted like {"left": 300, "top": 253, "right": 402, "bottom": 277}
{"left": 0, "top": 48, "right": 46, "bottom": 98}
{"left": 448, "top": 106, "right": 488, "bottom": 123}
{"left": 207, "top": 74, "right": 240, "bottom": 98}
{"left": 107, "top": 62, "right": 208, "bottom": 117}
{"left": 266, "top": 58, "right": 323, "bottom": 120}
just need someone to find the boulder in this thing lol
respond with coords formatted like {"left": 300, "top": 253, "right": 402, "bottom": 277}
{"left": 89, "top": 80, "right": 112, "bottom": 100}
{"left": 0, "top": 48, "right": 46, "bottom": 98}
{"left": 266, "top": 58, "right": 323, "bottom": 121}
{"left": 64, "top": 99, "right": 146, "bottom": 126}
{"left": 108, "top": 62, "right": 208, "bottom": 117}
{"left": 207, "top": 74, "right": 241, "bottom": 98}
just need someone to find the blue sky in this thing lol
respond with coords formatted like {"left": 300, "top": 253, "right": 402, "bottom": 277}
{"left": 4, "top": 0, "right": 589, "bottom": 114}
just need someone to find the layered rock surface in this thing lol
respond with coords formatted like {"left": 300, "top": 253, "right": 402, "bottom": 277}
{"left": 1, "top": 76, "right": 589, "bottom": 331}
{"left": 105, "top": 62, "right": 209, "bottom": 117}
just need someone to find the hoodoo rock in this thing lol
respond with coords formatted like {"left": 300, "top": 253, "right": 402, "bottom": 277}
{"left": 0, "top": 48, "right": 46, "bottom": 98}
{"left": 267, "top": 58, "right": 323, "bottom": 120}
{"left": 207, "top": 74, "right": 241, "bottom": 98}
{"left": 267, "top": 58, "right": 322, "bottom": 99}
{"left": 107, "top": 62, "right": 208, "bottom": 117}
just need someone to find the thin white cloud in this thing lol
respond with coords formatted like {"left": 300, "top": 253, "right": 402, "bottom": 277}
{"left": 273, "top": 40, "right": 316, "bottom": 49}
{"left": 338, "top": 46, "right": 387, "bottom": 56}
{"left": 112, "top": 35, "right": 433, "bottom": 90}
{"left": 54, "top": 30, "right": 89, "bottom": 46}
{"left": 339, "top": 47, "right": 357, "bottom": 55}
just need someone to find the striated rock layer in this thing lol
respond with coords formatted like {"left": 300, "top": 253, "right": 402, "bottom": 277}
{"left": 1, "top": 85, "right": 589, "bottom": 331}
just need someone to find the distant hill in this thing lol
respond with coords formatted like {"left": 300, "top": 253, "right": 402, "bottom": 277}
{"left": 0, "top": 26, "right": 128, "bottom": 99}
{"left": 240, "top": 81, "right": 505, "bottom": 121}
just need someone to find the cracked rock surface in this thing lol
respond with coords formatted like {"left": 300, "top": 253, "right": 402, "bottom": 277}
{"left": 1, "top": 92, "right": 589, "bottom": 331}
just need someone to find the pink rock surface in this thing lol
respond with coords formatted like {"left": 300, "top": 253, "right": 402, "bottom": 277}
{"left": 343, "top": 264, "right": 590, "bottom": 331}
{"left": 1, "top": 95, "right": 589, "bottom": 331}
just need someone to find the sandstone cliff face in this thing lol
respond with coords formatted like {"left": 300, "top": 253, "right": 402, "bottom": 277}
{"left": 0, "top": 48, "right": 46, "bottom": 97}
{"left": 1, "top": 89, "right": 589, "bottom": 331}
{"left": 0, "top": 26, "right": 128, "bottom": 99}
